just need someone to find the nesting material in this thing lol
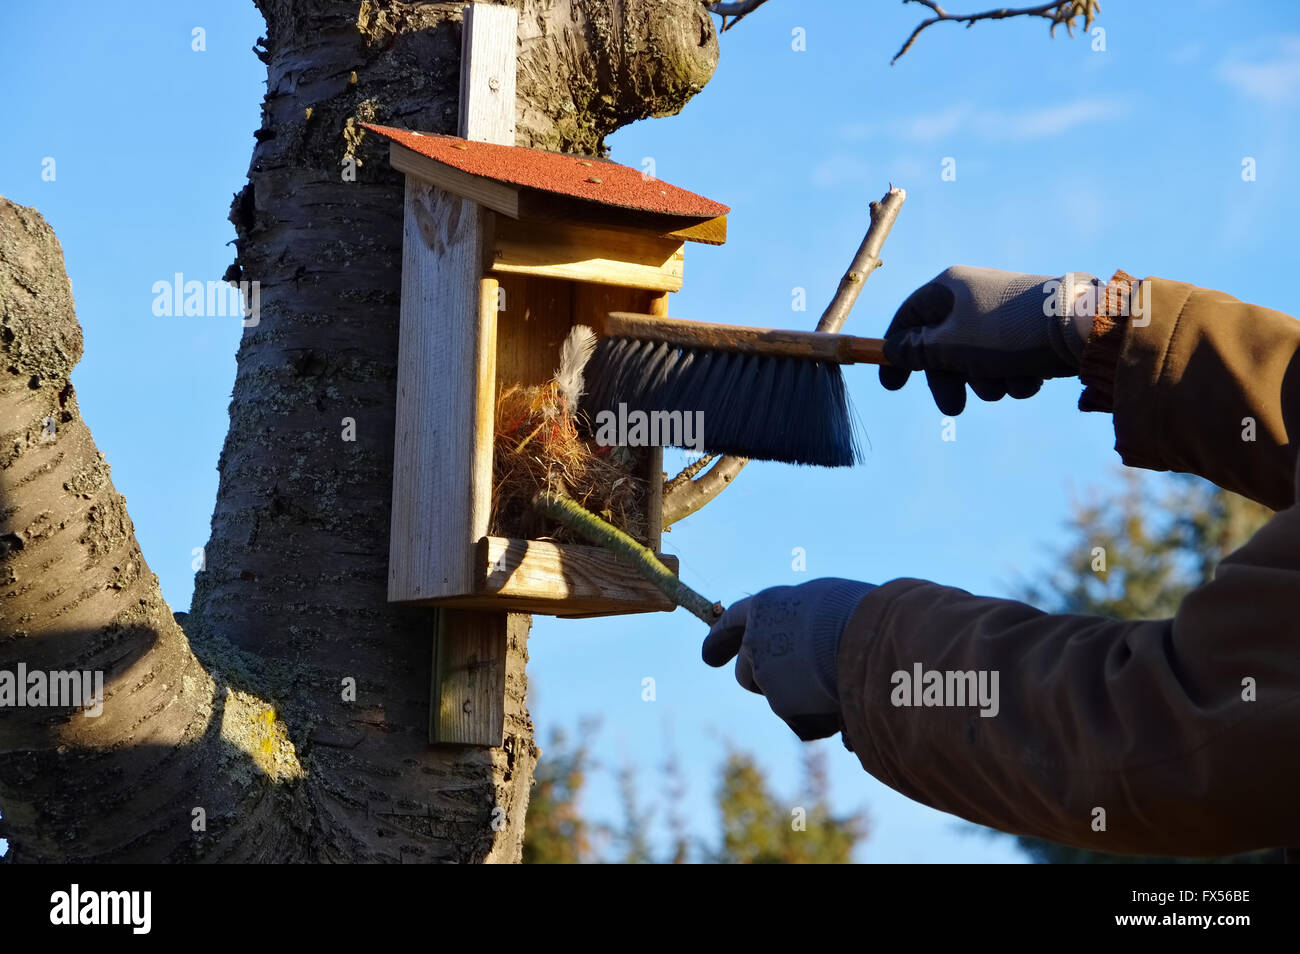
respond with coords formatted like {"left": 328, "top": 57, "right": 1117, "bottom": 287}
{"left": 491, "top": 327, "right": 649, "bottom": 544}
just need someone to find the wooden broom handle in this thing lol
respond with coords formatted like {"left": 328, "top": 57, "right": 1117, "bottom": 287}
{"left": 604, "top": 312, "right": 889, "bottom": 366}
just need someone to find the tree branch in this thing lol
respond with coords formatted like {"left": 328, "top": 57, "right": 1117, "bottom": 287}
{"left": 0, "top": 198, "right": 301, "bottom": 861}
{"left": 664, "top": 453, "right": 717, "bottom": 496}
{"left": 661, "top": 187, "right": 907, "bottom": 528}
{"left": 817, "top": 187, "right": 907, "bottom": 334}
{"left": 532, "top": 491, "right": 722, "bottom": 623}
{"left": 662, "top": 454, "right": 749, "bottom": 527}
{"left": 893, "top": 0, "right": 1101, "bottom": 64}
{"left": 707, "top": 0, "right": 774, "bottom": 32}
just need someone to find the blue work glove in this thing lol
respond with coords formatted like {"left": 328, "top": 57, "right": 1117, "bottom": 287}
{"left": 879, "top": 266, "right": 1099, "bottom": 415}
{"left": 702, "top": 578, "right": 876, "bottom": 741}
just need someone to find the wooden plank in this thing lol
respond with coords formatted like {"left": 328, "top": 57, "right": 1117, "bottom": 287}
{"left": 424, "top": 1, "right": 519, "bottom": 749}
{"left": 602, "top": 311, "right": 889, "bottom": 365}
{"left": 494, "top": 273, "right": 575, "bottom": 394}
{"left": 643, "top": 291, "right": 670, "bottom": 553}
{"left": 430, "top": 608, "right": 507, "bottom": 745}
{"left": 427, "top": 594, "right": 677, "bottom": 617}
{"left": 490, "top": 217, "right": 685, "bottom": 292}
{"left": 389, "top": 142, "right": 520, "bottom": 219}
{"left": 474, "top": 537, "right": 677, "bottom": 614}
{"left": 644, "top": 446, "right": 664, "bottom": 554}
{"left": 472, "top": 274, "right": 499, "bottom": 546}
{"left": 389, "top": 179, "right": 490, "bottom": 602}
{"left": 495, "top": 279, "right": 653, "bottom": 391}
{"left": 665, "top": 215, "right": 728, "bottom": 245}
{"left": 459, "top": 3, "right": 517, "bottom": 144}
{"left": 517, "top": 192, "right": 728, "bottom": 246}
{"left": 570, "top": 283, "right": 656, "bottom": 337}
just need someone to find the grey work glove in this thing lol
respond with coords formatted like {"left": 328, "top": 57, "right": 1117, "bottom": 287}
{"left": 702, "top": 578, "right": 876, "bottom": 741}
{"left": 879, "top": 266, "right": 1099, "bottom": 416}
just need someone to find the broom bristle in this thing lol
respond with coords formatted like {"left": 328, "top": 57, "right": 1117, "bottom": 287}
{"left": 581, "top": 337, "right": 860, "bottom": 467}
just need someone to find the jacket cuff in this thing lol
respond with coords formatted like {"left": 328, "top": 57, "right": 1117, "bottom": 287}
{"left": 1077, "top": 269, "right": 1138, "bottom": 413}
{"left": 834, "top": 578, "right": 931, "bottom": 758}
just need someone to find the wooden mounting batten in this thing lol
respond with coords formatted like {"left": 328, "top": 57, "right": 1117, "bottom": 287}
{"left": 402, "top": 2, "right": 517, "bottom": 748}
{"left": 387, "top": 3, "right": 688, "bottom": 746}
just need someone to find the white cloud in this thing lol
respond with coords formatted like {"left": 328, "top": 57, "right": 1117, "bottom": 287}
{"left": 1216, "top": 36, "right": 1300, "bottom": 104}
{"left": 810, "top": 153, "right": 871, "bottom": 189}
{"left": 1218, "top": 37, "right": 1300, "bottom": 104}
{"left": 838, "top": 121, "right": 872, "bottom": 142}
{"left": 900, "top": 106, "right": 968, "bottom": 143}
{"left": 1166, "top": 41, "right": 1202, "bottom": 65}
{"left": 884, "top": 156, "right": 930, "bottom": 182}
{"left": 837, "top": 97, "right": 1130, "bottom": 145}
{"left": 997, "top": 99, "right": 1119, "bottom": 139}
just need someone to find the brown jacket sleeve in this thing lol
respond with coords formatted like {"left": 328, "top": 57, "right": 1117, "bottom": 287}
{"left": 1103, "top": 276, "right": 1300, "bottom": 509}
{"left": 837, "top": 277, "right": 1300, "bottom": 857}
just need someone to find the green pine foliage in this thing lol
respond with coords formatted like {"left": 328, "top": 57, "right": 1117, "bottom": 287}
{"left": 710, "top": 747, "right": 866, "bottom": 864}
{"left": 523, "top": 727, "right": 867, "bottom": 863}
{"left": 521, "top": 721, "right": 597, "bottom": 864}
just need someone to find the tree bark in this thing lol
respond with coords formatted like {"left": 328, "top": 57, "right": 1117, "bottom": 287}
{"left": 1, "top": 200, "right": 306, "bottom": 862}
{"left": 1, "top": 0, "right": 717, "bottom": 863}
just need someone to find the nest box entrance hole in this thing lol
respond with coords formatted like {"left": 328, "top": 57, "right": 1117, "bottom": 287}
{"left": 490, "top": 271, "right": 666, "bottom": 550}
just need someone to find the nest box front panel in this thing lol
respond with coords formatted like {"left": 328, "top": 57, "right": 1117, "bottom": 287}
{"left": 388, "top": 179, "right": 495, "bottom": 603}
{"left": 388, "top": 188, "right": 676, "bottom": 616}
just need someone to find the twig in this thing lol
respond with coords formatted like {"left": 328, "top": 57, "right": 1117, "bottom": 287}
{"left": 662, "top": 454, "right": 747, "bottom": 528}
{"left": 707, "top": 0, "right": 773, "bottom": 32}
{"left": 817, "top": 187, "right": 907, "bottom": 334}
{"left": 893, "top": 0, "right": 1100, "bottom": 64}
{"left": 664, "top": 453, "right": 717, "bottom": 496}
{"left": 661, "top": 187, "right": 908, "bottom": 528}
{"left": 532, "top": 491, "right": 723, "bottom": 624}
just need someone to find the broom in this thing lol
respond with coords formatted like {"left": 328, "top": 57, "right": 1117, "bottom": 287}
{"left": 580, "top": 312, "right": 890, "bottom": 468}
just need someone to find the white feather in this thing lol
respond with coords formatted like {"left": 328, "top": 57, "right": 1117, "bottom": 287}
{"left": 554, "top": 324, "right": 597, "bottom": 416}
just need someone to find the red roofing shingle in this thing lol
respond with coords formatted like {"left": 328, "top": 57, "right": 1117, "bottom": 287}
{"left": 364, "top": 123, "right": 729, "bottom": 219}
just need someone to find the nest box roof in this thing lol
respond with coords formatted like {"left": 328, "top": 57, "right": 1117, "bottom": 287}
{"left": 364, "top": 123, "right": 729, "bottom": 243}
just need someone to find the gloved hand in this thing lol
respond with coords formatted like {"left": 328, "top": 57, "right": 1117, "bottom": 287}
{"left": 879, "top": 266, "right": 1099, "bottom": 415}
{"left": 702, "top": 578, "right": 876, "bottom": 741}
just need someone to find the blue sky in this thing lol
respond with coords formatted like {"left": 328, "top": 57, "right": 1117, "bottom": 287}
{"left": 3, "top": 0, "right": 1297, "bottom": 862}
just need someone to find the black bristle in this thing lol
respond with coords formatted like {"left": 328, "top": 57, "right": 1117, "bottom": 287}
{"left": 581, "top": 337, "right": 861, "bottom": 467}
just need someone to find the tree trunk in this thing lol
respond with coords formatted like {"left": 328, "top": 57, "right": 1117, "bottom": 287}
{"left": 0, "top": 0, "right": 717, "bottom": 863}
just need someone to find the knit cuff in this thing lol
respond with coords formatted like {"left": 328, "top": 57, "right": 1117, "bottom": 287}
{"left": 1048, "top": 272, "right": 1097, "bottom": 368}
{"left": 810, "top": 581, "right": 876, "bottom": 702}
{"left": 1078, "top": 269, "right": 1138, "bottom": 413}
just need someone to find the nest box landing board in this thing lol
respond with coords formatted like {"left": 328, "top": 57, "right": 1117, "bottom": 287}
{"left": 365, "top": 123, "right": 729, "bottom": 618}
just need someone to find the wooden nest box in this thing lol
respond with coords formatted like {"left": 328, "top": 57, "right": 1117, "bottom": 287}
{"left": 365, "top": 124, "right": 728, "bottom": 619}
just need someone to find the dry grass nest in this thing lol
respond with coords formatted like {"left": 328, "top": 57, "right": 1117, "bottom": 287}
{"left": 492, "top": 382, "right": 648, "bottom": 543}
